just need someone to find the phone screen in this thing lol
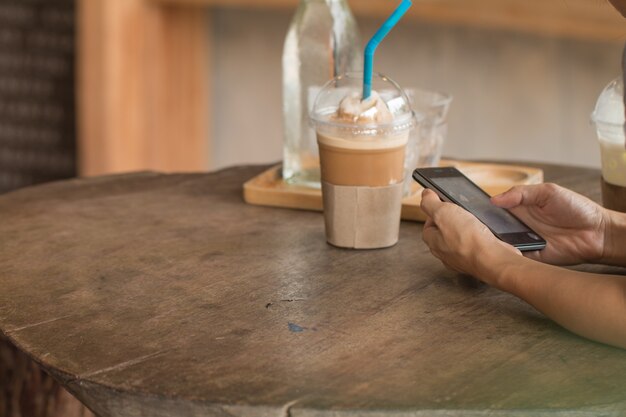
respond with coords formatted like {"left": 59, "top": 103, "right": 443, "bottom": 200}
{"left": 429, "top": 176, "right": 531, "bottom": 234}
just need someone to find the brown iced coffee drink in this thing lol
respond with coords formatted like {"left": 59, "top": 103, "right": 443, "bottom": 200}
{"left": 318, "top": 132, "right": 407, "bottom": 186}
{"left": 311, "top": 73, "right": 414, "bottom": 249}
{"left": 601, "top": 179, "right": 626, "bottom": 212}
{"left": 599, "top": 140, "right": 626, "bottom": 212}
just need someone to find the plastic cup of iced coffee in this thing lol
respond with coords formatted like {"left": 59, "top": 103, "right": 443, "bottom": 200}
{"left": 310, "top": 72, "right": 416, "bottom": 249}
{"left": 591, "top": 77, "right": 626, "bottom": 213}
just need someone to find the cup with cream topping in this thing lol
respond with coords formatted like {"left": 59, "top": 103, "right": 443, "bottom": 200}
{"left": 310, "top": 72, "right": 416, "bottom": 249}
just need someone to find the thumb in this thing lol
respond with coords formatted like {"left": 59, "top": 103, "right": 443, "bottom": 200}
{"left": 491, "top": 184, "right": 555, "bottom": 209}
{"left": 491, "top": 187, "right": 524, "bottom": 209}
{"left": 420, "top": 189, "right": 444, "bottom": 219}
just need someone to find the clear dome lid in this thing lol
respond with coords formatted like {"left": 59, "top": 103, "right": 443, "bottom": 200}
{"left": 310, "top": 72, "right": 416, "bottom": 137}
{"left": 591, "top": 76, "right": 625, "bottom": 144}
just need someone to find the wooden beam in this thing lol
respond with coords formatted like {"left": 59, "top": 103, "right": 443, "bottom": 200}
{"left": 77, "top": 0, "right": 210, "bottom": 176}
{"left": 150, "top": 0, "right": 626, "bottom": 42}
{"left": 146, "top": 6, "right": 211, "bottom": 172}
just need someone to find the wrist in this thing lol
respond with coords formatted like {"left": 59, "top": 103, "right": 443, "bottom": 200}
{"left": 473, "top": 241, "right": 527, "bottom": 291}
{"left": 601, "top": 209, "right": 626, "bottom": 266}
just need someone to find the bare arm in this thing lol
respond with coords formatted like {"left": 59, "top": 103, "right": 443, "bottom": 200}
{"left": 421, "top": 188, "right": 626, "bottom": 349}
{"left": 480, "top": 254, "right": 626, "bottom": 349}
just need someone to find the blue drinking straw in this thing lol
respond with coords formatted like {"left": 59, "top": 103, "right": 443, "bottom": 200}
{"left": 363, "top": 0, "right": 412, "bottom": 99}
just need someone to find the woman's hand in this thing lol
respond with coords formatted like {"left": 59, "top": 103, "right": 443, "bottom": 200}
{"left": 420, "top": 189, "right": 521, "bottom": 287}
{"left": 491, "top": 183, "right": 608, "bottom": 265}
{"left": 420, "top": 186, "right": 626, "bottom": 349}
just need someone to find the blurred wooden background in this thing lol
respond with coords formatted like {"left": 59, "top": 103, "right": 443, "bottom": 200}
{"left": 0, "top": 1, "right": 76, "bottom": 193}
{"left": 77, "top": 0, "right": 625, "bottom": 176}
{"left": 154, "top": 0, "right": 626, "bottom": 41}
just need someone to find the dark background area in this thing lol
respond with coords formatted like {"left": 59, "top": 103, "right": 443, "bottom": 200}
{"left": 0, "top": 0, "right": 76, "bottom": 194}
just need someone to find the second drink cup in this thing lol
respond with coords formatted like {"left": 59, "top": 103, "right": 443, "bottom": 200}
{"left": 592, "top": 76, "right": 626, "bottom": 213}
{"left": 311, "top": 73, "right": 416, "bottom": 249}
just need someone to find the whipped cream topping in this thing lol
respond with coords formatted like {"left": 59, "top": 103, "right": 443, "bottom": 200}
{"left": 335, "top": 91, "right": 394, "bottom": 124}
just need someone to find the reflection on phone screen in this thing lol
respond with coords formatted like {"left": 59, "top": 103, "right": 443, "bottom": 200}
{"left": 430, "top": 177, "right": 531, "bottom": 234}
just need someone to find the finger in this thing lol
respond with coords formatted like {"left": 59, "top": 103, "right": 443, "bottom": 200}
{"left": 422, "top": 221, "right": 444, "bottom": 249}
{"left": 420, "top": 189, "right": 444, "bottom": 220}
{"left": 442, "top": 261, "right": 462, "bottom": 274}
{"left": 523, "top": 249, "right": 543, "bottom": 263}
{"left": 424, "top": 217, "right": 436, "bottom": 230}
{"left": 491, "top": 183, "right": 559, "bottom": 209}
{"left": 422, "top": 221, "right": 437, "bottom": 246}
{"left": 490, "top": 186, "right": 524, "bottom": 208}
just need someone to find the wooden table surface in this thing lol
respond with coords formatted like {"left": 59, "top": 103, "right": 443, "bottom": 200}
{"left": 0, "top": 163, "right": 625, "bottom": 417}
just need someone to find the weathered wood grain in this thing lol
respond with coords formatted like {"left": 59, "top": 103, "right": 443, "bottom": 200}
{"left": 0, "top": 164, "right": 624, "bottom": 417}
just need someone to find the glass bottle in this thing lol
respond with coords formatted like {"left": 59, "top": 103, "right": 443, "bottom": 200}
{"left": 282, "top": 0, "right": 362, "bottom": 188}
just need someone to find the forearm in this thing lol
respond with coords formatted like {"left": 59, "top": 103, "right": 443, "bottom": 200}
{"left": 602, "top": 210, "right": 626, "bottom": 267}
{"left": 479, "top": 255, "right": 626, "bottom": 349}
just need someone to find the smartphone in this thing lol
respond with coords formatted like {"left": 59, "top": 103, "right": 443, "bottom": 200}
{"left": 413, "top": 167, "right": 546, "bottom": 252}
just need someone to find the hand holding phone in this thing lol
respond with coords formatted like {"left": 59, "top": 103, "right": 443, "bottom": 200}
{"left": 413, "top": 167, "right": 546, "bottom": 251}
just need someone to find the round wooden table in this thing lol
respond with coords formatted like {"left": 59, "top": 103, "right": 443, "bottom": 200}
{"left": 0, "top": 163, "right": 625, "bottom": 417}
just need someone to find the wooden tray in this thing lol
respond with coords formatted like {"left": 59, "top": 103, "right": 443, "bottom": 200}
{"left": 243, "top": 160, "right": 543, "bottom": 222}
